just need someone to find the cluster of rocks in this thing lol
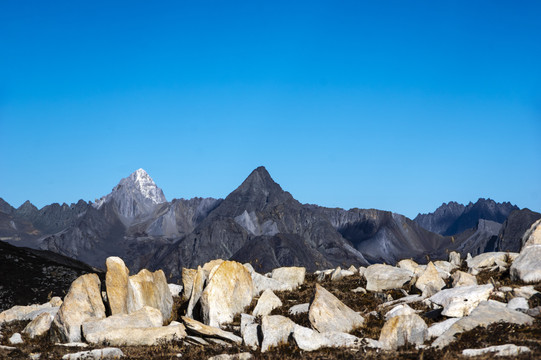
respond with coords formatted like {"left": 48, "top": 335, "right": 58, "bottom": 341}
{"left": 1, "top": 220, "right": 540, "bottom": 359}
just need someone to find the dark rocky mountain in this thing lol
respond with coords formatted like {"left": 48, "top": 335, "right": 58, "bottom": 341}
{"left": 494, "top": 208, "right": 541, "bottom": 253}
{"left": 1, "top": 167, "right": 536, "bottom": 281}
{"left": 0, "top": 170, "right": 220, "bottom": 273}
{"left": 413, "top": 201, "right": 465, "bottom": 234}
{"left": 414, "top": 199, "right": 518, "bottom": 236}
{"left": 447, "top": 219, "right": 503, "bottom": 256}
{"left": 311, "top": 207, "right": 452, "bottom": 264}
{"left": 150, "top": 167, "right": 369, "bottom": 278}
{"left": 0, "top": 240, "right": 103, "bottom": 311}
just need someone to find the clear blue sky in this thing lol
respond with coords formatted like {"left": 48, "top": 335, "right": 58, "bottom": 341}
{"left": 1, "top": 1, "right": 540, "bottom": 218}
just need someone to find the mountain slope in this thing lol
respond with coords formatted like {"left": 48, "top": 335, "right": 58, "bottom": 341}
{"left": 150, "top": 167, "right": 369, "bottom": 278}
{"left": 0, "top": 240, "right": 103, "bottom": 311}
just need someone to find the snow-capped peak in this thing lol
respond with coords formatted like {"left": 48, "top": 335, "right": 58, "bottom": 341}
{"left": 118, "top": 168, "right": 166, "bottom": 204}
{"left": 93, "top": 169, "right": 166, "bottom": 224}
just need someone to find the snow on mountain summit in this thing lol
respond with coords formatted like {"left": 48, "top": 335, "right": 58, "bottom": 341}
{"left": 93, "top": 168, "right": 166, "bottom": 224}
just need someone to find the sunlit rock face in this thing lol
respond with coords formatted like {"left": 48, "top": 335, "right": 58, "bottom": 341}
{"left": 93, "top": 168, "right": 166, "bottom": 225}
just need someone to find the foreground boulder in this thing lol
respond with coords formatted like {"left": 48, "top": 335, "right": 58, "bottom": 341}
{"left": 82, "top": 306, "right": 163, "bottom": 344}
{"left": 127, "top": 268, "right": 173, "bottom": 321}
{"left": 51, "top": 274, "right": 106, "bottom": 343}
{"left": 510, "top": 245, "right": 541, "bottom": 283}
{"left": 309, "top": 284, "right": 364, "bottom": 333}
{"left": 270, "top": 267, "right": 306, "bottom": 290}
{"left": 22, "top": 312, "right": 54, "bottom": 338}
{"left": 428, "top": 284, "right": 493, "bottom": 317}
{"left": 261, "top": 315, "right": 296, "bottom": 352}
{"left": 240, "top": 314, "right": 259, "bottom": 349}
{"left": 201, "top": 261, "right": 253, "bottom": 327}
{"left": 415, "top": 262, "right": 445, "bottom": 295}
{"left": 432, "top": 301, "right": 534, "bottom": 348}
{"left": 466, "top": 252, "right": 517, "bottom": 271}
{"left": 379, "top": 314, "right": 427, "bottom": 350}
{"left": 105, "top": 257, "right": 130, "bottom": 315}
{"left": 364, "top": 264, "right": 413, "bottom": 291}
{"left": 451, "top": 271, "right": 477, "bottom": 287}
{"left": 253, "top": 289, "right": 282, "bottom": 317}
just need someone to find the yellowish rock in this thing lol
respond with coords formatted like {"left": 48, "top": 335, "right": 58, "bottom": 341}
{"left": 201, "top": 261, "right": 254, "bottom": 327}
{"left": 127, "top": 268, "right": 173, "bottom": 322}
{"left": 105, "top": 256, "right": 130, "bottom": 315}
{"left": 309, "top": 284, "right": 364, "bottom": 333}
{"left": 415, "top": 262, "right": 445, "bottom": 295}
{"left": 51, "top": 273, "right": 106, "bottom": 343}
{"left": 181, "top": 268, "right": 197, "bottom": 302}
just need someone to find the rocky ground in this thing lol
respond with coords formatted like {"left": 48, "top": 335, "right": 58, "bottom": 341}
{"left": 1, "top": 220, "right": 541, "bottom": 360}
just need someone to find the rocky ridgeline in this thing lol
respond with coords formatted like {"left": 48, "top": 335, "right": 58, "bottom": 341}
{"left": 1, "top": 220, "right": 541, "bottom": 359}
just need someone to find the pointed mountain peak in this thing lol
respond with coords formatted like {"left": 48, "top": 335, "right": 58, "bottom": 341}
{"left": 237, "top": 166, "right": 282, "bottom": 194}
{"left": 222, "top": 166, "right": 294, "bottom": 215}
{"left": 117, "top": 168, "right": 164, "bottom": 202}
{"left": 0, "top": 197, "right": 15, "bottom": 214}
{"left": 93, "top": 169, "right": 166, "bottom": 223}
{"left": 18, "top": 200, "right": 38, "bottom": 211}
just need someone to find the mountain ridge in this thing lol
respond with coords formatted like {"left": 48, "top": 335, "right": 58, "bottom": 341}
{"left": 1, "top": 167, "right": 537, "bottom": 281}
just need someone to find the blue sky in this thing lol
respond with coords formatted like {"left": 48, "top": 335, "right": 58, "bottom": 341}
{"left": 1, "top": 1, "right": 540, "bottom": 218}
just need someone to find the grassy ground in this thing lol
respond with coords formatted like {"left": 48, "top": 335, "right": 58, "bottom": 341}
{"left": 1, "top": 269, "right": 540, "bottom": 360}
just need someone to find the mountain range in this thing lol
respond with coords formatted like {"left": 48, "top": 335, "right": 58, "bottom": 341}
{"left": 1, "top": 167, "right": 539, "bottom": 281}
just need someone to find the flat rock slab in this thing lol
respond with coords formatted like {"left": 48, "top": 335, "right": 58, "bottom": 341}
{"left": 182, "top": 316, "right": 242, "bottom": 344}
{"left": 427, "top": 318, "right": 460, "bottom": 339}
{"left": 85, "top": 324, "right": 186, "bottom": 346}
{"left": 511, "top": 245, "right": 541, "bottom": 283}
{"left": 51, "top": 273, "right": 106, "bottom": 343}
{"left": 365, "top": 264, "right": 413, "bottom": 291}
{"left": 83, "top": 306, "right": 163, "bottom": 344}
{"left": 208, "top": 353, "right": 253, "bottom": 360}
{"left": 428, "top": 284, "right": 493, "bottom": 317}
{"left": 378, "top": 314, "right": 427, "bottom": 350}
{"left": 462, "top": 344, "right": 531, "bottom": 357}
{"left": 432, "top": 301, "right": 534, "bottom": 349}
{"left": 293, "top": 325, "right": 370, "bottom": 351}
{"left": 0, "top": 298, "right": 61, "bottom": 324}
{"left": 309, "top": 284, "right": 364, "bottom": 333}
{"left": 467, "top": 252, "right": 517, "bottom": 270}
{"left": 201, "top": 261, "right": 253, "bottom": 327}
{"left": 62, "top": 347, "right": 124, "bottom": 359}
